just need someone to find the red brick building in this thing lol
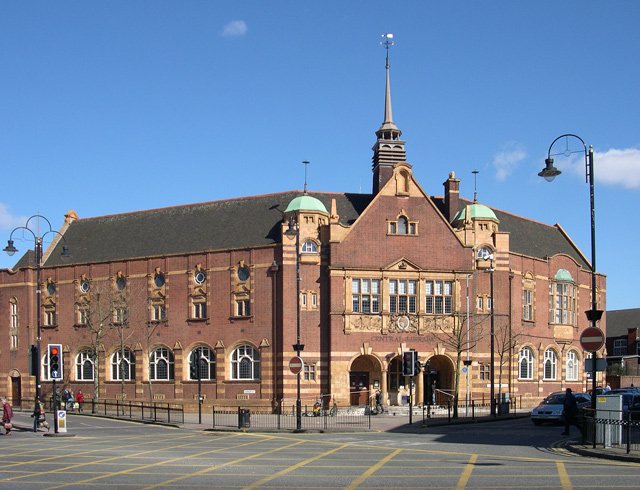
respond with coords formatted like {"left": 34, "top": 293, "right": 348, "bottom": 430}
{"left": 0, "top": 55, "right": 605, "bottom": 410}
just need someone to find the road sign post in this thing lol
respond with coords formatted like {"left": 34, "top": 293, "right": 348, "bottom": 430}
{"left": 289, "top": 356, "right": 304, "bottom": 375}
{"left": 580, "top": 326, "right": 605, "bottom": 352}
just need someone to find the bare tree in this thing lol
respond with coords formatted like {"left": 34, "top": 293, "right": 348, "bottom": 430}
{"left": 492, "top": 314, "right": 525, "bottom": 400}
{"left": 428, "top": 312, "right": 487, "bottom": 418}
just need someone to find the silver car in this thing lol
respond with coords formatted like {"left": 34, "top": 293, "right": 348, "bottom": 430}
{"left": 531, "top": 391, "right": 591, "bottom": 425}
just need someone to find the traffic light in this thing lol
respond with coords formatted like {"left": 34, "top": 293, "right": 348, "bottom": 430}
{"left": 30, "top": 345, "right": 38, "bottom": 376}
{"left": 190, "top": 360, "right": 199, "bottom": 380}
{"left": 48, "top": 344, "right": 63, "bottom": 380}
{"left": 402, "top": 350, "right": 417, "bottom": 376}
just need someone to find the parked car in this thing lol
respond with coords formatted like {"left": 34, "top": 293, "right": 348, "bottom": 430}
{"left": 531, "top": 392, "right": 591, "bottom": 426}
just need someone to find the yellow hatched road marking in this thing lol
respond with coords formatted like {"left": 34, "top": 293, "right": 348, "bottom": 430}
{"left": 455, "top": 453, "right": 478, "bottom": 490}
{"left": 345, "top": 448, "right": 401, "bottom": 490}
{"left": 556, "top": 461, "right": 573, "bottom": 490}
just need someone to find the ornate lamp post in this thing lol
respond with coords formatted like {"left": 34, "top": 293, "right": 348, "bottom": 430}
{"left": 4, "top": 215, "right": 69, "bottom": 404}
{"left": 285, "top": 216, "right": 304, "bottom": 431}
{"left": 540, "top": 134, "right": 602, "bottom": 410}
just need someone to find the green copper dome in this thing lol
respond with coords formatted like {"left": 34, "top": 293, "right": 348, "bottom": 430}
{"left": 285, "top": 195, "right": 328, "bottom": 214}
{"left": 554, "top": 269, "right": 574, "bottom": 282}
{"left": 452, "top": 203, "right": 498, "bottom": 223}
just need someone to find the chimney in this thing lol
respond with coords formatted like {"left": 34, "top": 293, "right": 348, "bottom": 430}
{"left": 443, "top": 172, "right": 460, "bottom": 222}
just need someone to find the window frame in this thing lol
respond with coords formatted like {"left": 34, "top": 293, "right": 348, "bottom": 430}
{"left": 230, "top": 344, "right": 260, "bottom": 381}
{"left": 389, "top": 279, "right": 417, "bottom": 314}
{"left": 149, "top": 347, "right": 175, "bottom": 381}
{"left": 301, "top": 240, "right": 318, "bottom": 254}
{"left": 518, "top": 347, "right": 534, "bottom": 380}
{"left": 76, "top": 349, "right": 95, "bottom": 381}
{"left": 613, "top": 338, "right": 627, "bottom": 356}
{"left": 425, "top": 280, "right": 453, "bottom": 315}
{"left": 189, "top": 346, "right": 216, "bottom": 381}
{"left": 522, "top": 288, "right": 534, "bottom": 321}
{"left": 566, "top": 350, "right": 578, "bottom": 381}
{"left": 549, "top": 281, "right": 576, "bottom": 325}
{"left": 351, "top": 278, "right": 381, "bottom": 314}
{"left": 111, "top": 348, "right": 135, "bottom": 381}
{"left": 303, "top": 363, "right": 316, "bottom": 381}
{"left": 543, "top": 348, "right": 557, "bottom": 380}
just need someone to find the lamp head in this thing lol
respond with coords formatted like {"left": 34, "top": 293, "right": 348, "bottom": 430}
{"left": 3, "top": 240, "right": 17, "bottom": 256}
{"left": 539, "top": 157, "right": 562, "bottom": 182}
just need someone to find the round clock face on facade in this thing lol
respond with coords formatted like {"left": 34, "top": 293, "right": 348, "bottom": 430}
{"left": 194, "top": 271, "right": 206, "bottom": 285}
{"left": 80, "top": 280, "right": 90, "bottom": 293}
{"left": 237, "top": 266, "right": 250, "bottom": 282}
{"left": 154, "top": 274, "right": 165, "bottom": 288}
{"left": 47, "top": 282, "right": 56, "bottom": 295}
{"left": 116, "top": 276, "right": 127, "bottom": 290}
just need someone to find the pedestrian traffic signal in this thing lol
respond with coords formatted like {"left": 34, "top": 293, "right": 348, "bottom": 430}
{"left": 402, "top": 350, "right": 417, "bottom": 376}
{"left": 190, "top": 361, "right": 199, "bottom": 380}
{"left": 48, "top": 344, "right": 63, "bottom": 380}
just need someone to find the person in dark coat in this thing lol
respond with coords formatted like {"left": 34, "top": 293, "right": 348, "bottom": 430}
{"left": 561, "top": 388, "right": 579, "bottom": 436}
{"left": 2, "top": 398, "right": 13, "bottom": 435}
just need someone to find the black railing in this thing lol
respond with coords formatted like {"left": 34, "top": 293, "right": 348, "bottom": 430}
{"left": 420, "top": 396, "right": 520, "bottom": 423}
{"left": 213, "top": 400, "right": 370, "bottom": 431}
{"left": 582, "top": 409, "right": 640, "bottom": 454}
{"left": 47, "top": 398, "right": 184, "bottom": 425}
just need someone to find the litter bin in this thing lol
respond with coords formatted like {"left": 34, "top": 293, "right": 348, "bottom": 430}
{"left": 238, "top": 408, "right": 251, "bottom": 428}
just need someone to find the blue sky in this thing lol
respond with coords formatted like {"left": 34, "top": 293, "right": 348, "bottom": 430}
{"left": 1, "top": 1, "right": 638, "bottom": 310}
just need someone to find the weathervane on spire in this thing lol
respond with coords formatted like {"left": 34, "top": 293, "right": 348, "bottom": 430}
{"left": 381, "top": 33, "right": 394, "bottom": 68}
{"left": 302, "top": 160, "right": 310, "bottom": 194}
{"left": 472, "top": 170, "right": 479, "bottom": 202}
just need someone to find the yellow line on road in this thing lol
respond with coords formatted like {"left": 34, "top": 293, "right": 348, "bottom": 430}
{"left": 556, "top": 461, "right": 573, "bottom": 490}
{"left": 455, "top": 453, "right": 478, "bottom": 490}
{"left": 345, "top": 448, "right": 401, "bottom": 490}
{"left": 242, "top": 443, "right": 348, "bottom": 490}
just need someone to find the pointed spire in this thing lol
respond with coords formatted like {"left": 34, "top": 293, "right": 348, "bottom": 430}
{"left": 378, "top": 33, "right": 399, "bottom": 134}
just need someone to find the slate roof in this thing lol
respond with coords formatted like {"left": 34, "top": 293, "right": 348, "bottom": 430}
{"left": 7, "top": 190, "right": 589, "bottom": 270}
{"left": 43, "top": 191, "right": 372, "bottom": 267}
{"left": 433, "top": 197, "right": 590, "bottom": 269}
{"left": 605, "top": 309, "right": 640, "bottom": 338}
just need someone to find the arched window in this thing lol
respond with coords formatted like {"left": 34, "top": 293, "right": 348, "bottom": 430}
{"left": 149, "top": 347, "right": 174, "bottom": 381}
{"left": 519, "top": 347, "right": 534, "bottom": 380}
{"left": 397, "top": 216, "right": 408, "bottom": 234}
{"left": 230, "top": 344, "right": 260, "bottom": 380}
{"left": 76, "top": 349, "right": 95, "bottom": 381}
{"left": 543, "top": 349, "right": 557, "bottom": 380}
{"left": 301, "top": 240, "right": 318, "bottom": 253}
{"left": 189, "top": 346, "right": 216, "bottom": 381}
{"left": 566, "top": 350, "right": 578, "bottom": 381}
{"left": 111, "top": 348, "right": 135, "bottom": 381}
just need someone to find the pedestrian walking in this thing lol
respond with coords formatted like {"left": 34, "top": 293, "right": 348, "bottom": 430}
{"left": 2, "top": 398, "right": 13, "bottom": 435}
{"left": 32, "top": 398, "right": 49, "bottom": 432}
{"left": 561, "top": 388, "right": 580, "bottom": 436}
{"left": 76, "top": 390, "right": 85, "bottom": 413}
{"left": 375, "top": 389, "right": 384, "bottom": 414}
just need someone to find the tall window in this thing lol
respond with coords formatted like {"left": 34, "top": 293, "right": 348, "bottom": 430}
{"left": 111, "top": 349, "right": 135, "bottom": 381}
{"left": 543, "top": 349, "right": 557, "bottom": 380}
{"left": 230, "top": 344, "right": 260, "bottom": 380}
{"left": 189, "top": 346, "right": 215, "bottom": 380}
{"left": 192, "top": 297, "right": 207, "bottom": 319}
{"left": 9, "top": 298, "right": 18, "bottom": 350}
{"left": 425, "top": 280, "right": 453, "bottom": 314}
{"left": 566, "top": 351, "right": 578, "bottom": 381}
{"left": 389, "top": 279, "right": 417, "bottom": 314}
{"left": 352, "top": 279, "right": 380, "bottom": 314}
{"left": 149, "top": 347, "right": 174, "bottom": 381}
{"left": 77, "top": 303, "right": 89, "bottom": 325}
{"left": 522, "top": 288, "right": 534, "bottom": 321}
{"left": 398, "top": 216, "right": 408, "bottom": 234}
{"left": 44, "top": 305, "right": 57, "bottom": 326}
{"left": 519, "top": 347, "right": 534, "bottom": 380}
{"left": 613, "top": 339, "right": 627, "bottom": 356}
{"left": 236, "top": 299, "right": 251, "bottom": 317}
{"left": 549, "top": 282, "right": 576, "bottom": 325}
{"left": 76, "top": 349, "right": 95, "bottom": 381}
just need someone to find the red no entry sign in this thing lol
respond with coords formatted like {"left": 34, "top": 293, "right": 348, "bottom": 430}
{"left": 580, "top": 326, "right": 605, "bottom": 352}
{"left": 289, "top": 356, "right": 304, "bottom": 374}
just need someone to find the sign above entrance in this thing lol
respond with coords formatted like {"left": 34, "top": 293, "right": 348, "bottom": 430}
{"left": 289, "top": 356, "right": 304, "bottom": 375}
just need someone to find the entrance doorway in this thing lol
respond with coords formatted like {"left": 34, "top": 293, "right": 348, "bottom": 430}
{"left": 11, "top": 376, "right": 21, "bottom": 408}
{"left": 423, "top": 355, "right": 454, "bottom": 405}
{"left": 349, "top": 372, "right": 369, "bottom": 406}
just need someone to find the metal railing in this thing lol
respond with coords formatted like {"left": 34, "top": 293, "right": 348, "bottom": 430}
{"left": 47, "top": 398, "right": 184, "bottom": 425}
{"left": 213, "top": 400, "right": 371, "bottom": 431}
{"left": 582, "top": 409, "right": 640, "bottom": 454}
{"left": 420, "top": 396, "right": 521, "bottom": 423}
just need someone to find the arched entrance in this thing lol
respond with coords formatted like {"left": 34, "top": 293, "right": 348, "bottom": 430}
{"left": 9, "top": 370, "right": 22, "bottom": 408}
{"left": 349, "top": 355, "right": 382, "bottom": 407}
{"left": 424, "top": 355, "right": 454, "bottom": 405}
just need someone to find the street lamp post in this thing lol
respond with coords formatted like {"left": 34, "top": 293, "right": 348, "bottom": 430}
{"left": 4, "top": 215, "right": 69, "bottom": 404}
{"left": 540, "top": 134, "right": 602, "bottom": 410}
{"left": 285, "top": 216, "right": 304, "bottom": 431}
{"left": 489, "top": 257, "right": 496, "bottom": 417}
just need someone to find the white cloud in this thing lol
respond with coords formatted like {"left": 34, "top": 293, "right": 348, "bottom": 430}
{"left": 560, "top": 148, "right": 640, "bottom": 190}
{"left": 0, "top": 203, "right": 26, "bottom": 230}
{"left": 492, "top": 143, "right": 527, "bottom": 181}
{"left": 221, "top": 20, "right": 247, "bottom": 38}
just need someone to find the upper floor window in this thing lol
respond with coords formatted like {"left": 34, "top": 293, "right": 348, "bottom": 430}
{"left": 352, "top": 279, "right": 380, "bottom": 314}
{"left": 301, "top": 240, "right": 318, "bottom": 253}
{"left": 479, "top": 363, "right": 490, "bottom": 381}
{"left": 566, "top": 351, "right": 578, "bottom": 381}
{"left": 189, "top": 346, "right": 215, "bottom": 381}
{"left": 10, "top": 298, "right": 18, "bottom": 329}
{"left": 113, "top": 304, "right": 127, "bottom": 325}
{"left": 543, "top": 349, "right": 557, "bottom": 380}
{"left": 44, "top": 305, "right": 57, "bottom": 327}
{"left": 230, "top": 344, "right": 260, "bottom": 381}
{"left": 389, "top": 279, "right": 417, "bottom": 314}
{"left": 519, "top": 347, "right": 534, "bottom": 380}
{"left": 76, "top": 349, "right": 95, "bottom": 381}
{"left": 304, "top": 363, "right": 316, "bottom": 381}
{"left": 236, "top": 299, "right": 251, "bottom": 317}
{"left": 149, "top": 347, "right": 174, "bottom": 381}
{"left": 388, "top": 215, "right": 417, "bottom": 235}
{"left": 613, "top": 338, "right": 627, "bottom": 356}
{"left": 523, "top": 288, "right": 534, "bottom": 321}
{"left": 425, "top": 280, "right": 453, "bottom": 315}
{"left": 150, "top": 301, "right": 166, "bottom": 322}
{"left": 77, "top": 303, "right": 89, "bottom": 325}
{"left": 549, "top": 272, "right": 576, "bottom": 325}
{"left": 111, "top": 348, "right": 135, "bottom": 381}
